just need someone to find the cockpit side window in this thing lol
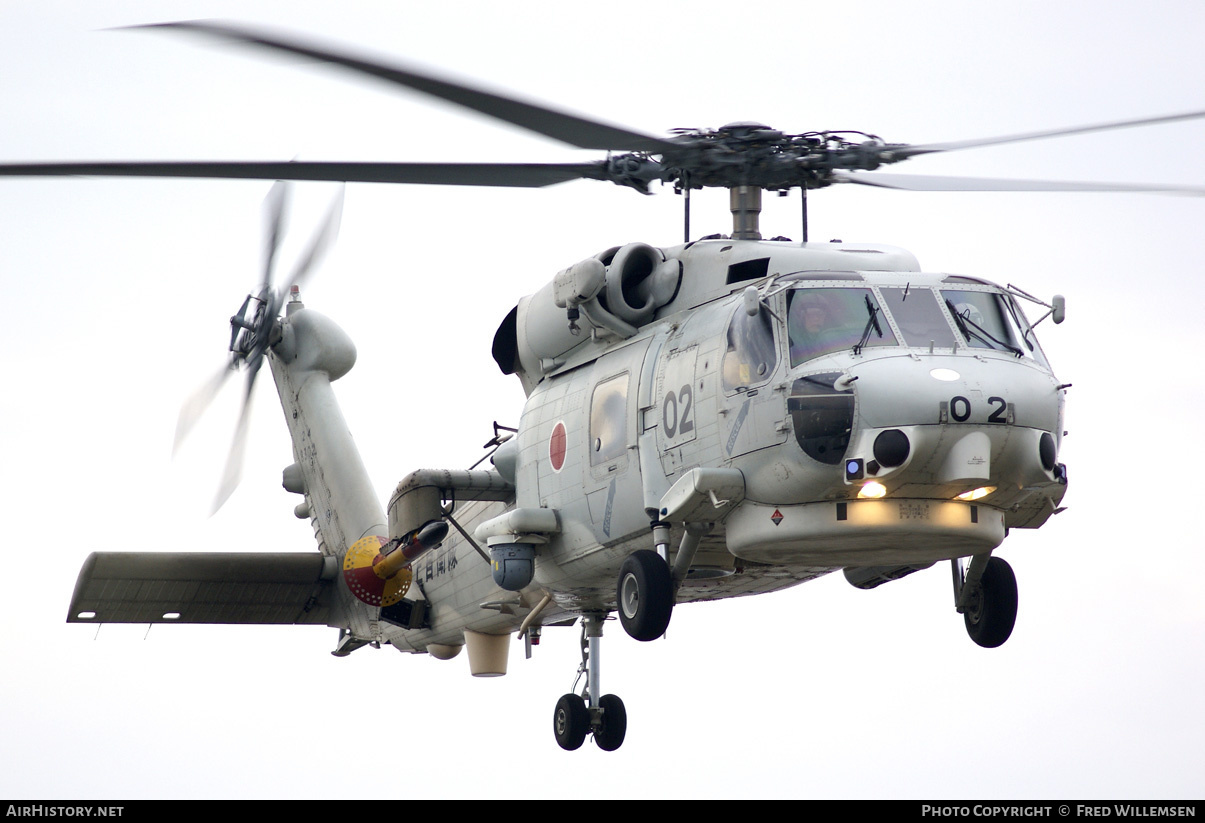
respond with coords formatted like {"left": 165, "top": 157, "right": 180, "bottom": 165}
{"left": 721, "top": 303, "right": 777, "bottom": 391}
{"left": 1002, "top": 294, "right": 1050, "bottom": 367}
{"left": 788, "top": 287, "right": 898, "bottom": 366}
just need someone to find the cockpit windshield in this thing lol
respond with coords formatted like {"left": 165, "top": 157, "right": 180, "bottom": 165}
{"left": 942, "top": 289, "right": 1020, "bottom": 353}
{"left": 879, "top": 286, "right": 958, "bottom": 349}
{"left": 787, "top": 287, "right": 897, "bottom": 366}
{"left": 781, "top": 283, "right": 1050, "bottom": 368}
{"left": 940, "top": 288, "right": 1047, "bottom": 365}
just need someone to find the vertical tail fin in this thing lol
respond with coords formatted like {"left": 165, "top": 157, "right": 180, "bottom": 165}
{"left": 270, "top": 294, "right": 386, "bottom": 559}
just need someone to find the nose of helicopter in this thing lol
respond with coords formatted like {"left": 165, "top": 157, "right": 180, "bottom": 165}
{"left": 726, "top": 352, "right": 1067, "bottom": 566}
{"left": 851, "top": 354, "right": 1058, "bottom": 429}
{"left": 839, "top": 352, "right": 1064, "bottom": 495}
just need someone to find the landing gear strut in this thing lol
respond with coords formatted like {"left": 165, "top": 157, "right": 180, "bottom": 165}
{"left": 552, "top": 613, "right": 627, "bottom": 751}
{"left": 953, "top": 555, "right": 1018, "bottom": 648}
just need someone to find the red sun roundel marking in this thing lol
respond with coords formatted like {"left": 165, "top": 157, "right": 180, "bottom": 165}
{"left": 549, "top": 421, "right": 567, "bottom": 472}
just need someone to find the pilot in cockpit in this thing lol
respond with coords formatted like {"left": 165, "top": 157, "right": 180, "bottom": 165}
{"left": 788, "top": 291, "right": 841, "bottom": 363}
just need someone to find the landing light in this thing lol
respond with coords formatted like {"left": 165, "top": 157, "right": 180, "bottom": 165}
{"left": 858, "top": 481, "right": 887, "bottom": 499}
{"left": 956, "top": 486, "right": 996, "bottom": 501}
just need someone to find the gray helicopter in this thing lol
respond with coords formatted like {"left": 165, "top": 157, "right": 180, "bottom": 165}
{"left": 10, "top": 21, "right": 1205, "bottom": 753}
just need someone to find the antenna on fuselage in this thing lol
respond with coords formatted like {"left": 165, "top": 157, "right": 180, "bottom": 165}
{"left": 801, "top": 186, "right": 809, "bottom": 243}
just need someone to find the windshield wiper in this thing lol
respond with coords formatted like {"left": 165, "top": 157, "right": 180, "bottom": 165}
{"left": 853, "top": 294, "right": 884, "bottom": 355}
{"left": 946, "top": 299, "right": 1023, "bottom": 357}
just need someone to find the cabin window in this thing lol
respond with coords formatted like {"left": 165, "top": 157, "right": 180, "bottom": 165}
{"left": 879, "top": 287, "right": 958, "bottom": 349}
{"left": 787, "top": 287, "right": 898, "bottom": 366}
{"left": 721, "top": 303, "right": 777, "bottom": 391}
{"left": 590, "top": 373, "right": 629, "bottom": 465}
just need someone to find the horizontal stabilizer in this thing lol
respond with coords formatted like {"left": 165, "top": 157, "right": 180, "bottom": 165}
{"left": 67, "top": 552, "right": 336, "bottom": 625}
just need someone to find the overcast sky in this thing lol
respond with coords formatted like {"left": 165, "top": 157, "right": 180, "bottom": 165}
{"left": 2, "top": 0, "right": 1203, "bottom": 800}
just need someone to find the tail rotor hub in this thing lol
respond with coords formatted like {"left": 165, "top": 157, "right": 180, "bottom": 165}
{"left": 172, "top": 182, "right": 344, "bottom": 512}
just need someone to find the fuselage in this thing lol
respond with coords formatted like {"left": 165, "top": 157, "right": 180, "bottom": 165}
{"left": 489, "top": 238, "right": 1066, "bottom": 617}
{"left": 308, "top": 238, "right": 1067, "bottom": 652}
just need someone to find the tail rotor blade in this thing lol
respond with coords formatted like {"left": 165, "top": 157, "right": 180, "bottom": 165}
{"left": 285, "top": 185, "right": 344, "bottom": 296}
{"left": 262, "top": 180, "right": 292, "bottom": 292}
{"left": 212, "top": 358, "right": 261, "bottom": 514}
{"left": 164, "top": 171, "right": 344, "bottom": 513}
{"left": 208, "top": 184, "right": 342, "bottom": 513}
{"left": 173, "top": 357, "right": 237, "bottom": 456}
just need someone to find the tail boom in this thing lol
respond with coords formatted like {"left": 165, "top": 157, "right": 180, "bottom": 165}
{"left": 269, "top": 298, "right": 388, "bottom": 637}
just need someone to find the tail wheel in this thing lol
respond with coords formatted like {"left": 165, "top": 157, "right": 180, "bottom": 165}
{"left": 594, "top": 694, "right": 627, "bottom": 751}
{"left": 617, "top": 550, "right": 674, "bottom": 641}
{"left": 553, "top": 694, "right": 590, "bottom": 751}
{"left": 964, "top": 556, "right": 1018, "bottom": 648}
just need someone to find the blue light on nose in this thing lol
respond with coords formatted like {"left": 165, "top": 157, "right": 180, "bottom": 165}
{"left": 845, "top": 458, "right": 864, "bottom": 481}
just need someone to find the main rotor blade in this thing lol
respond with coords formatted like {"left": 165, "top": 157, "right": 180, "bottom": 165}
{"left": 0, "top": 160, "right": 605, "bottom": 188}
{"left": 834, "top": 170, "right": 1205, "bottom": 195}
{"left": 134, "top": 20, "right": 676, "bottom": 153}
{"left": 893, "top": 109, "right": 1205, "bottom": 159}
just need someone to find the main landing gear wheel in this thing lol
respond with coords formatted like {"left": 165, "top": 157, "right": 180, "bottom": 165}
{"left": 553, "top": 693, "right": 590, "bottom": 751}
{"left": 594, "top": 694, "right": 627, "bottom": 752}
{"left": 964, "top": 556, "right": 1018, "bottom": 648}
{"left": 617, "top": 549, "right": 674, "bottom": 641}
{"left": 552, "top": 614, "right": 629, "bottom": 752}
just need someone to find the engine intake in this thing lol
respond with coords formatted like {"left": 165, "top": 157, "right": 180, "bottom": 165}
{"left": 602, "top": 243, "right": 681, "bottom": 326}
{"left": 502, "top": 242, "right": 682, "bottom": 386}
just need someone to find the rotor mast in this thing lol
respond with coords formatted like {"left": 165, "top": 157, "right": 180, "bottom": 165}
{"left": 726, "top": 185, "right": 809, "bottom": 243}
{"left": 729, "top": 186, "right": 763, "bottom": 240}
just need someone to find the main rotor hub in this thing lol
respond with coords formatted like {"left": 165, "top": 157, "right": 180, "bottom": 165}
{"left": 717, "top": 122, "right": 782, "bottom": 139}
